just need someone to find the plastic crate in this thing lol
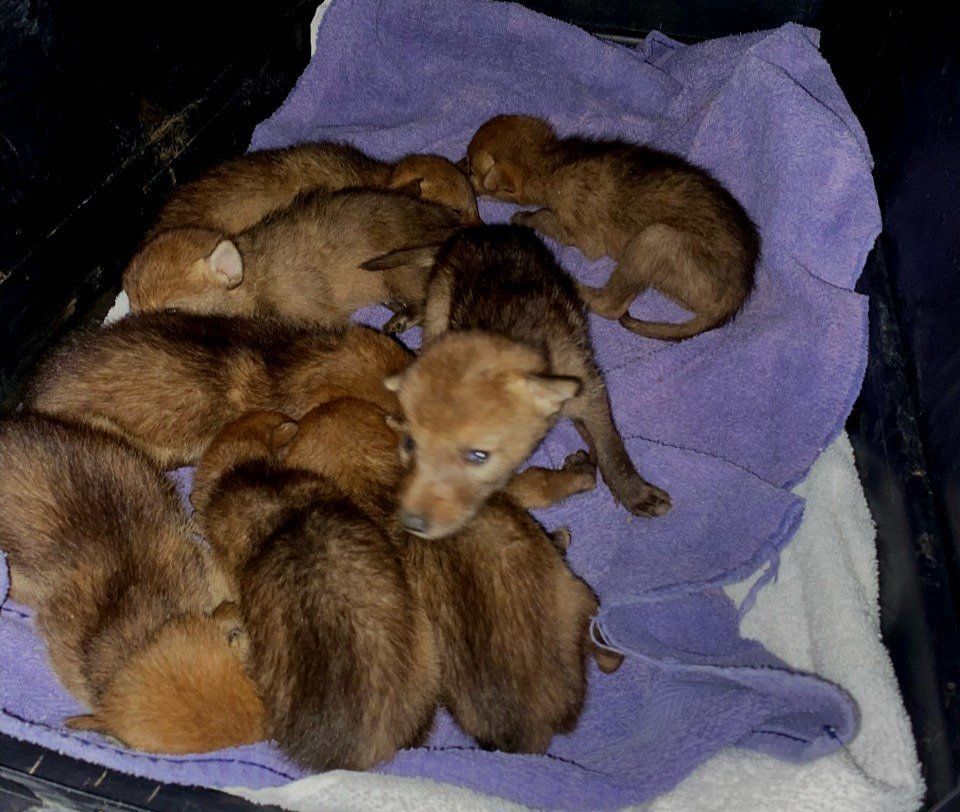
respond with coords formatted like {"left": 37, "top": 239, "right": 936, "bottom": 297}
{"left": 2, "top": 2, "right": 957, "bottom": 809}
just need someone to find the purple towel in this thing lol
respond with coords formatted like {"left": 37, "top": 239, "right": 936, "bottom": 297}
{"left": 0, "top": 0, "right": 878, "bottom": 807}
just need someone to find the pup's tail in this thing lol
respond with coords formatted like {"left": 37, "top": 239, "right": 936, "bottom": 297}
{"left": 361, "top": 245, "right": 440, "bottom": 272}
{"left": 617, "top": 311, "right": 729, "bottom": 341}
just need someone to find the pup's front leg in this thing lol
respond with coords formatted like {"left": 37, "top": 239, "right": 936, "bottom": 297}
{"left": 511, "top": 208, "right": 576, "bottom": 247}
{"left": 503, "top": 450, "right": 597, "bottom": 509}
{"left": 383, "top": 302, "right": 423, "bottom": 335}
{"left": 570, "top": 385, "right": 671, "bottom": 519}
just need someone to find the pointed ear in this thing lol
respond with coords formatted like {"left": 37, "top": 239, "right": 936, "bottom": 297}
{"left": 205, "top": 240, "right": 243, "bottom": 289}
{"left": 518, "top": 375, "right": 581, "bottom": 417}
{"left": 361, "top": 246, "right": 438, "bottom": 272}
{"left": 270, "top": 420, "right": 299, "bottom": 457}
{"left": 384, "top": 374, "right": 403, "bottom": 392}
{"left": 389, "top": 176, "right": 423, "bottom": 197}
{"left": 66, "top": 714, "right": 109, "bottom": 735}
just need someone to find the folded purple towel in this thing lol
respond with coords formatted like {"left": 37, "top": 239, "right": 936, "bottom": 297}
{"left": 0, "top": 0, "right": 878, "bottom": 807}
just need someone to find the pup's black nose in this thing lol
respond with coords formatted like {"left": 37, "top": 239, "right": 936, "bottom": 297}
{"left": 399, "top": 510, "right": 429, "bottom": 534}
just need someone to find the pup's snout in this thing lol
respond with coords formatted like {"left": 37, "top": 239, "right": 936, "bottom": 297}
{"left": 399, "top": 510, "right": 430, "bottom": 535}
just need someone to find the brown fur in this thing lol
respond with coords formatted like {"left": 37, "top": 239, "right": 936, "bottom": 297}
{"left": 370, "top": 225, "right": 670, "bottom": 538}
{"left": 65, "top": 607, "right": 266, "bottom": 754}
{"left": 27, "top": 313, "right": 412, "bottom": 468}
{"left": 151, "top": 142, "right": 477, "bottom": 237}
{"left": 502, "top": 450, "right": 598, "bottom": 510}
{"left": 0, "top": 415, "right": 260, "bottom": 753}
{"left": 463, "top": 114, "right": 760, "bottom": 340}
{"left": 125, "top": 190, "right": 461, "bottom": 323}
{"left": 193, "top": 411, "right": 439, "bottom": 771}
{"left": 282, "top": 398, "right": 622, "bottom": 753}
{"left": 386, "top": 154, "right": 480, "bottom": 226}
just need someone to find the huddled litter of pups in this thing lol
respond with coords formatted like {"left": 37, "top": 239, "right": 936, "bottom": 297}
{"left": 0, "top": 115, "right": 758, "bottom": 770}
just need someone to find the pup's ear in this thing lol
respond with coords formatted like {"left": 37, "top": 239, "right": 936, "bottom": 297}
{"left": 270, "top": 420, "right": 299, "bottom": 458}
{"left": 361, "top": 245, "right": 438, "bottom": 272}
{"left": 518, "top": 375, "right": 582, "bottom": 417}
{"left": 384, "top": 374, "right": 404, "bottom": 392}
{"left": 205, "top": 240, "right": 243, "bottom": 289}
{"left": 389, "top": 176, "right": 423, "bottom": 197}
{"left": 66, "top": 714, "right": 110, "bottom": 735}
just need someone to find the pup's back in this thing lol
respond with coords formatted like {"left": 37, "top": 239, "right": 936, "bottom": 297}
{"left": 425, "top": 498, "right": 600, "bottom": 751}
{"left": 28, "top": 313, "right": 410, "bottom": 467}
{"left": 196, "top": 412, "right": 438, "bottom": 771}
{"left": 153, "top": 142, "right": 388, "bottom": 236}
{"left": 238, "top": 189, "right": 462, "bottom": 320}
{"left": 285, "top": 398, "right": 612, "bottom": 753}
{"left": 557, "top": 136, "right": 759, "bottom": 258}
{"left": 431, "top": 224, "right": 591, "bottom": 363}
{"left": 0, "top": 415, "right": 214, "bottom": 705}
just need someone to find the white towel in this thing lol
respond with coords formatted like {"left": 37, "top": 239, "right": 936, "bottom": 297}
{"left": 648, "top": 434, "right": 923, "bottom": 812}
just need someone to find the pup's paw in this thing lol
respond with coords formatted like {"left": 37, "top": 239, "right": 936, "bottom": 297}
{"left": 384, "top": 309, "right": 422, "bottom": 335}
{"left": 562, "top": 449, "right": 597, "bottom": 493}
{"left": 593, "top": 646, "right": 625, "bottom": 674}
{"left": 510, "top": 210, "right": 536, "bottom": 227}
{"left": 620, "top": 481, "right": 672, "bottom": 518}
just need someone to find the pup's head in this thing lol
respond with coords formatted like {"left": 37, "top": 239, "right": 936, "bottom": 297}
{"left": 385, "top": 332, "right": 580, "bottom": 539}
{"left": 461, "top": 115, "right": 558, "bottom": 203}
{"left": 192, "top": 411, "right": 299, "bottom": 514}
{"left": 123, "top": 228, "right": 245, "bottom": 315}
{"left": 389, "top": 154, "right": 481, "bottom": 225}
{"left": 66, "top": 604, "right": 266, "bottom": 754}
{"left": 285, "top": 398, "right": 404, "bottom": 507}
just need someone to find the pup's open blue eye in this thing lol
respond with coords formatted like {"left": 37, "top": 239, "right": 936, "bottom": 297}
{"left": 464, "top": 449, "right": 489, "bottom": 464}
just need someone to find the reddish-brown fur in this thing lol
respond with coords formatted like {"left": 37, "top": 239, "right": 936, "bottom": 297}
{"left": 367, "top": 225, "right": 670, "bottom": 538}
{"left": 124, "top": 190, "right": 461, "bottom": 322}
{"left": 150, "top": 142, "right": 478, "bottom": 237}
{"left": 283, "top": 398, "right": 622, "bottom": 753}
{"left": 0, "top": 415, "right": 260, "bottom": 753}
{"left": 27, "top": 313, "right": 412, "bottom": 468}
{"left": 124, "top": 143, "right": 477, "bottom": 319}
{"left": 66, "top": 607, "right": 266, "bottom": 754}
{"left": 193, "top": 411, "right": 439, "bottom": 771}
{"left": 463, "top": 115, "right": 760, "bottom": 340}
